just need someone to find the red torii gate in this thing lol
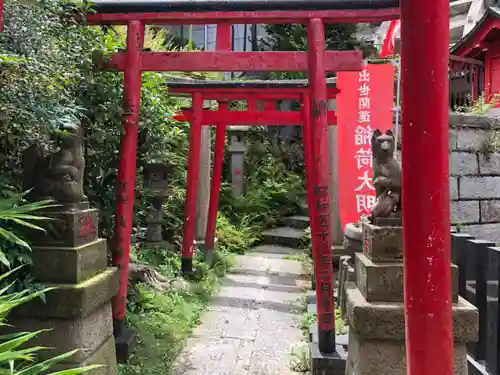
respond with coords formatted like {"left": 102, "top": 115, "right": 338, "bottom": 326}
{"left": 167, "top": 78, "right": 340, "bottom": 258}
{"left": 73, "top": 1, "right": 451, "bottom": 374}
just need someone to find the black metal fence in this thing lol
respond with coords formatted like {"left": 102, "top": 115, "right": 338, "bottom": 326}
{"left": 451, "top": 231, "right": 500, "bottom": 375}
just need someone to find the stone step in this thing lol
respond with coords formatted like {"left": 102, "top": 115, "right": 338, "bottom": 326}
{"left": 248, "top": 244, "right": 303, "bottom": 257}
{"left": 281, "top": 215, "right": 310, "bottom": 230}
{"left": 261, "top": 227, "right": 307, "bottom": 249}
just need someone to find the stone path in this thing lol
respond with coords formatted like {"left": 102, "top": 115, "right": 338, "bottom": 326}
{"left": 169, "top": 244, "right": 309, "bottom": 375}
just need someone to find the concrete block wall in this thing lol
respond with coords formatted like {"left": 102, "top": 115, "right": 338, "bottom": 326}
{"left": 449, "top": 112, "right": 500, "bottom": 243}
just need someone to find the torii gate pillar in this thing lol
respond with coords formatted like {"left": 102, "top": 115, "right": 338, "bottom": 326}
{"left": 401, "top": 0, "right": 455, "bottom": 374}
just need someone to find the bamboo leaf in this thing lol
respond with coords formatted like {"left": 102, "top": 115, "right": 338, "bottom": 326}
{"left": 0, "top": 251, "right": 10, "bottom": 268}
{"left": 1, "top": 218, "right": 47, "bottom": 232}
{"left": 0, "top": 330, "right": 46, "bottom": 353}
{"left": 16, "top": 349, "right": 81, "bottom": 375}
{"left": 0, "top": 228, "right": 30, "bottom": 249}
{"left": 0, "top": 266, "right": 25, "bottom": 283}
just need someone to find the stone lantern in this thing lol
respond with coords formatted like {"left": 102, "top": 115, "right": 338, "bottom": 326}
{"left": 143, "top": 161, "right": 172, "bottom": 247}
{"left": 227, "top": 126, "right": 249, "bottom": 197}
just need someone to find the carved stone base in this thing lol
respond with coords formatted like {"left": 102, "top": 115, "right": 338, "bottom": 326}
{"left": 31, "top": 239, "right": 107, "bottom": 283}
{"left": 50, "top": 335, "right": 118, "bottom": 375}
{"left": 12, "top": 268, "right": 118, "bottom": 319}
{"left": 346, "top": 331, "right": 468, "bottom": 375}
{"left": 12, "top": 203, "right": 119, "bottom": 374}
{"left": 345, "top": 287, "right": 478, "bottom": 375}
{"left": 7, "top": 303, "right": 113, "bottom": 363}
{"left": 5, "top": 273, "right": 119, "bottom": 375}
{"left": 355, "top": 252, "right": 459, "bottom": 303}
{"left": 33, "top": 207, "right": 99, "bottom": 247}
{"left": 362, "top": 222, "right": 402, "bottom": 262}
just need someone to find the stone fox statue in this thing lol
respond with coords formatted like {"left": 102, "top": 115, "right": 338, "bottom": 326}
{"left": 370, "top": 129, "right": 402, "bottom": 218}
{"left": 22, "top": 122, "right": 86, "bottom": 205}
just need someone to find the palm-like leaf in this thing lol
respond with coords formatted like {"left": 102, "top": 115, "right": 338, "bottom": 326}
{"left": 0, "top": 191, "right": 59, "bottom": 268}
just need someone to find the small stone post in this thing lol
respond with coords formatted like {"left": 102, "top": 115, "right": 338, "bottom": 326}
{"left": 195, "top": 101, "right": 212, "bottom": 245}
{"left": 143, "top": 161, "right": 172, "bottom": 249}
{"left": 345, "top": 221, "right": 478, "bottom": 375}
{"left": 228, "top": 126, "right": 249, "bottom": 197}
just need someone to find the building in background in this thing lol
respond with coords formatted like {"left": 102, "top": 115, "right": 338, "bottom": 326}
{"left": 374, "top": 0, "right": 497, "bottom": 53}
{"left": 163, "top": 24, "right": 268, "bottom": 79}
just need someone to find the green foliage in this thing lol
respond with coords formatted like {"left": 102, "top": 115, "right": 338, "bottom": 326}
{"left": 220, "top": 128, "right": 305, "bottom": 231}
{"left": 261, "top": 23, "right": 363, "bottom": 79}
{"left": 0, "top": 189, "right": 59, "bottom": 291}
{"left": 215, "top": 213, "right": 258, "bottom": 254}
{"left": 454, "top": 92, "right": 500, "bottom": 114}
{"left": 0, "top": 191, "right": 56, "bottom": 267}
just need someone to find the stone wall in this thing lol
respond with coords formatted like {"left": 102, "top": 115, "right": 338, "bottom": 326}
{"left": 449, "top": 112, "right": 500, "bottom": 243}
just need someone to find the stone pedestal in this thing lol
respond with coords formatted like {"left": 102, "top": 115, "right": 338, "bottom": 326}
{"left": 345, "top": 222, "right": 478, "bottom": 375}
{"left": 7, "top": 202, "right": 119, "bottom": 375}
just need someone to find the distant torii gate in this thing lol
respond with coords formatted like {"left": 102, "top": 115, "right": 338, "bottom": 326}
{"left": 78, "top": 1, "right": 452, "bottom": 375}
{"left": 167, "top": 78, "right": 340, "bottom": 259}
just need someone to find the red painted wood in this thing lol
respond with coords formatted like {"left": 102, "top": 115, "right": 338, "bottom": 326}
{"left": 307, "top": 18, "right": 336, "bottom": 354}
{"left": 181, "top": 92, "right": 204, "bottom": 273}
{"left": 453, "top": 18, "right": 499, "bottom": 58}
{"left": 0, "top": 0, "right": 3, "bottom": 32}
{"left": 248, "top": 98, "right": 257, "bottom": 111}
{"left": 264, "top": 100, "right": 275, "bottom": 111}
{"left": 215, "top": 22, "right": 232, "bottom": 50}
{"left": 401, "top": 0, "right": 454, "bottom": 373}
{"left": 205, "top": 23, "right": 231, "bottom": 252}
{"left": 300, "top": 92, "right": 318, "bottom": 271}
{"left": 490, "top": 54, "right": 500, "bottom": 100}
{"left": 484, "top": 51, "right": 492, "bottom": 100}
{"left": 205, "top": 103, "right": 228, "bottom": 250}
{"left": 106, "top": 51, "right": 362, "bottom": 72}
{"left": 168, "top": 89, "right": 340, "bottom": 100}
{"left": 111, "top": 20, "right": 144, "bottom": 325}
{"left": 174, "top": 109, "right": 337, "bottom": 125}
{"left": 84, "top": 8, "right": 399, "bottom": 25}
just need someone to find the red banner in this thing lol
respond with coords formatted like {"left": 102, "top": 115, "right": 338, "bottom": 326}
{"left": 337, "top": 63, "right": 395, "bottom": 228}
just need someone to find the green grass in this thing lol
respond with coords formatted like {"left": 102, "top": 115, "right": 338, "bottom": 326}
{"left": 117, "top": 248, "right": 235, "bottom": 375}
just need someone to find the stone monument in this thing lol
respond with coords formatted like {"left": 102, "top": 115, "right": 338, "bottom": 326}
{"left": 228, "top": 126, "right": 249, "bottom": 197}
{"left": 9, "top": 122, "right": 119, "bottom": 374}
{"left": 369, "top": 129, "right": 402, "bottom": 224}
{"left": 344, "top": 129, "right": 478, "bottom": 375}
